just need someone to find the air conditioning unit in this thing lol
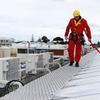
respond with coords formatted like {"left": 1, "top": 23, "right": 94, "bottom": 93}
{"left": 36, "top": 54, "right": 44, "bottom": 68}
{"left": 19, "top": 58, "right": 27, "bottom": 79}
{"left": 0, "top": 57, "right": 20, "bottom": 81}
{"left": 42, "top": 52, "right": 53, "bottom": 67}
{"left": 18, "top": 54, "right": 38, "bottom": 74}
{"left": 17, "top": 53, "right": 54, "bottom": 74}
{"left": 35, "top": 52, "right": 54, "bottom": 72}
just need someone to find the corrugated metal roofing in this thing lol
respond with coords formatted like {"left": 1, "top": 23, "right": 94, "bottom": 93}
{"left": 52, "top": 50, "right": 100, "bottom": 100}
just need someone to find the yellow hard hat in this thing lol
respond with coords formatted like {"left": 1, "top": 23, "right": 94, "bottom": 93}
{"left": 73, "top": 10, "right": 80, "bottom": 17}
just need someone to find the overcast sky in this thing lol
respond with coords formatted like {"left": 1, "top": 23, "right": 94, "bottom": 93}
{"left": 0, "top": 0, "right": 100, "bottom": 42}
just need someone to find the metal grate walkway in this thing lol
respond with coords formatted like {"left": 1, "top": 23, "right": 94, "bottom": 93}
{"left": 0, "top": 63, "right": 80, "bottom": 100}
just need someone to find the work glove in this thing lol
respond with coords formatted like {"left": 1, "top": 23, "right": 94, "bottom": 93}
{"left": 88, "top": 38, "right": 91, "bottom": 43}
{"left": 65, "top": 37, "right": 69, "bottom": 41}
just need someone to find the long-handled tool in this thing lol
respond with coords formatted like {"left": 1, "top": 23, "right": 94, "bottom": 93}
{"left": 89, "top": 41, "right": 100, "bottom": 54}
{"left": 83, "top": 29, "right": 100, "bottom": 54}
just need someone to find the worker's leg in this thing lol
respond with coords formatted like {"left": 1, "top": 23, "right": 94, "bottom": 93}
{"left": 75, "top": 42, "right": 82, "bottom": 63}
{"left": 68, "top": 40, "right": 75, "bottom": 63}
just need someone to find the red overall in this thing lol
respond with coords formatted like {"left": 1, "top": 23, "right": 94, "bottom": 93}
{"left": 65, "top": 18, "right": 91, "bottom": 63}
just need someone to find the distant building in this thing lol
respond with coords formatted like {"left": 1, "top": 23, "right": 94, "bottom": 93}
{"left": 0, "top": 38, "right": 12, "bottom": 46}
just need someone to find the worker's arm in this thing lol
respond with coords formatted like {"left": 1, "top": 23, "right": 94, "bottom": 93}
{"left": 84, "top": 20, "right": 92, "bottom": 42}
{"left": 65, "top": 19, "right": 71, "bottom": 38}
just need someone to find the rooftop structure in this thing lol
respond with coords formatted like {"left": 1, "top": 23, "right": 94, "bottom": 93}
{"left": 0, "top": 49, "right": 99, "bottom": 100}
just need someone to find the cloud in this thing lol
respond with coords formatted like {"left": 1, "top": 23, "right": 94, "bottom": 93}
{"left": 0, "top": 0, "right": 100, "bottom": 42}
{"left": 0, "top": 0, "right": 32, "bottom": 18}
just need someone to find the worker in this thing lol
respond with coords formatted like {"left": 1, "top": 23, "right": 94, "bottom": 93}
{"left": 65, "top": 10, "right": 92, "bottom": 67}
